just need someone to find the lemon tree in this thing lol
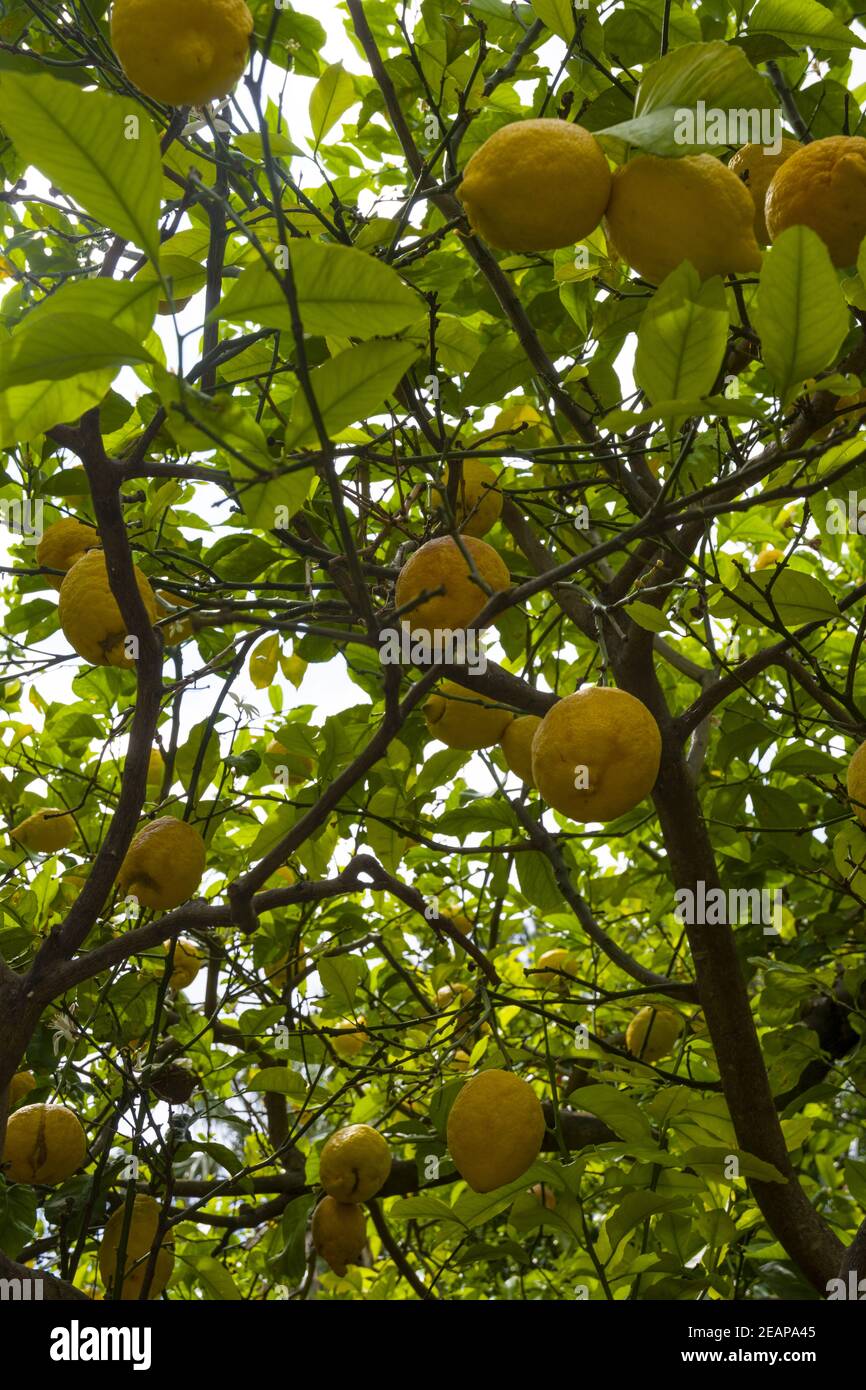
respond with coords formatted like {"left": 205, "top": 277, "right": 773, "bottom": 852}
{"left": 1, "top": 0, "right": 866, "bottom": 1318}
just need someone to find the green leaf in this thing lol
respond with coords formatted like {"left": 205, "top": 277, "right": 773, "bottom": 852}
{"left": 318, "top": 953, "right": 367, "bottom": 1008}
{"left": 215, "top": 242, "right": 423, "bottom": 339}
{"left": 0, "top": 315, "right": 156, "bottom": 390}
{"left": 711, "top": 568, "right": 838, "bottom": 627}
{"left": 463, "top": 340, "right": 534, "bottom": 407}
{"left": 573, "top": 1085, "right": 654, "bottom": 1144}
{"left": 530, "top": 0, "right": 576, "bottom": 42}
{"left": 749, "top": 0, "right": 865, "bottom": 53}
{"left": 186, "top": 1253, "right": 242, "bottom": 1301}
{"left": 624, "top": 599, "right": 669, "bottom": 633}
{"left": 636, "top": 40, "right": 774, "bottom": 114}
{"left": 24, "top": 278, "right": 158, "bottom": 341}
{"left": 844, "top": 1157, "right": 866, "bottom": 1211}
{"left": 309, "top": 62, "right": 357, "bottom": 144}
{"left": 437, "top": 798, "right": 516, "bottom": 835}
{"left": 389, "top": 1195, "right": 463, "bottom": 1224}
{"left": 0, "top": 71, "right": 161, "bottom": 260}
{"left": 515, "top": 850, "right": 562, "bottom": 913}
{"left": 284, "top": 340, "right": 419, "bottom": 450}
{"left": 0, "top": 371, "right": 115, "bottom": 448}
{"left": 754, "top": 227, "right": 849, "bottom": 402}
{"left": 247, "top": 1067, "right": 307, "bottom": 1098}
{"left": 634, "top": 269, "right": 728, "bottom": 406}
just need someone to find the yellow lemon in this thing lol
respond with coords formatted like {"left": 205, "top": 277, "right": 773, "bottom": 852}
{"left": 435, "top": 982, "right": 475, "bottom": 1031}
{"left": 59, "top": 549, "right": 159, "bottom": 668}
{"left": 766, "top": 135, "right": 866, "bottom": 267}
{"left": 450, "top": 1049, "right": 472, "bottom": 1072}
{"left": 99, "top": 1194, "right": 174, "bottom": 1300}
{"left": 424, "top": 679, "right": 513, "bottom": 750}
{"left": 330, "top": 1018, "right": 368, "bottom": 1060}
{"left": 311, "top": 1196, "right": 367, "bottom": 1277}
{"left": 110, "top": 0, "right": 253, "bottom": 107}
{"left": 446, "top": 1069, "right": 545, "bottom": 1193}
{"left": 532, "top": 948, "right": 578, "bottom": 991}
{"left": 847, "top": 740, "right": 866, "bottom": 826}
{"left": 117, "top": 817, "right": 206, "bottom": 910}
{"left": 434, "top": 460, "right": 503, "bottom": 537}
{"left": 531, "top": 686, "right": 662, "bottom": 823}
{"left": 459, "top": 118, "right": 611, "bottom": 252}
{"left": 500, "top": 714, "right": 542, "bottom": 786}
{"left": 625, "top": 1006, "right": 682, "bottom": 1064}
{"left": 753, "top": 546, "right": 784, "bottom": 571}
{"left": 164, "top": 937, "right": 202, "bottom": 990}
{"left": 319, "top": 1124, "right": 392, "bottom": 1203}
{"left": 11, "top": 808, "right": 76, "bottom": 853}
{"left": 2, "top": 1103, "right": 86, "bottom": 1185}
{"left": 146, "top": 748, "right": 165, "bottom": 791}
{"left": 604, "top": 154, "right": 762, "bottom": 284}
{"left": 394, "top": 535, "right": 510, "bottom": 636}
{"left": 727, "top": 139, "right": 800, "bottom": 244}
{"left": 9, "top": 1072, "right": 36, "bottom": 1107}
{"left": 35, "top": 518, "right": 100, "bottom": 590}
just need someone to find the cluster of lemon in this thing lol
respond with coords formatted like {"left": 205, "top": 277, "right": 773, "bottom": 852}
{"left": 459, "top": 118, "right": 866, "bottom": 281}
{"left": 394, "top": 515, "right": 663, "bottom": 823}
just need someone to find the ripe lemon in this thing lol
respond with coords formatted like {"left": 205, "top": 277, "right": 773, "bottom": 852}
{"left": 110, "top": 0, "right": 253, "bottom": 107}
{"left": 847, "top": 740, "right": 866, "bottom": 826}
{"left": 727, "top": 139, "right": 800, "bottom": 244}
{"left": 99, "top": 1194, "right": 174, "bottom": 1300}
{"left": 500, "top": 714, "right": 542, "bottom": 786}
{"left": 117, "top": 817, "right": 206, "bottom": 910}
{"left": 753, "top": 546, "right": 784, "bottom": 571}
{"left": 11, "top": 807, "right": 76, "bottom": 853}
{"left": 330, "top": 1018, "right": 368, "bottom": 1060}
{"left": 35, "top": 518, "right": 100, "bottom": 590}
{"left": 164, "top": 937, "right": 202, "bottom": 990}
{"left": 395, "top": 535, "right": 510, "bottom": 636}
{"left": 459, "top": 118, "right": 611, "bottom": 253}
{"left": 604, "top": 154, "right": 762, "bottom": 284}
{"left": 447, "top": 1068, "right": 545, "bottom": 1193}
{"left": 434, "top": 460, "right": 502, "bottom": 537}
{"left": 59, "top": 550, "right": 159, "bottom": 668}
{"left": 319, "top": 1124, "right": 392, "bottom": 1203}
{"left": 625, "top": 1006, "right": 682, "bottom": 1063}
{"left": 311, "top": 1196, "right": 367, "bottom": 1277}
{"left": 2, "top": 1103, "right": 86, "bottom": 1185}
{"left": 531, "top": 686, "right": 662, "bottom": 823}
{"left": 10, "top": 1071, "right": 36, "bottom": 1107}
{"left": 765, "top": 135, "right": 866, "bottom": 268}
{"left": 532, "top": 948, "right": 578, "bottom": 991}
{"left": 424, "top": 679, "right": 513, "bottom": 750}
{"left": 146, "top": 748, "right": 164, "bottom": 790}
